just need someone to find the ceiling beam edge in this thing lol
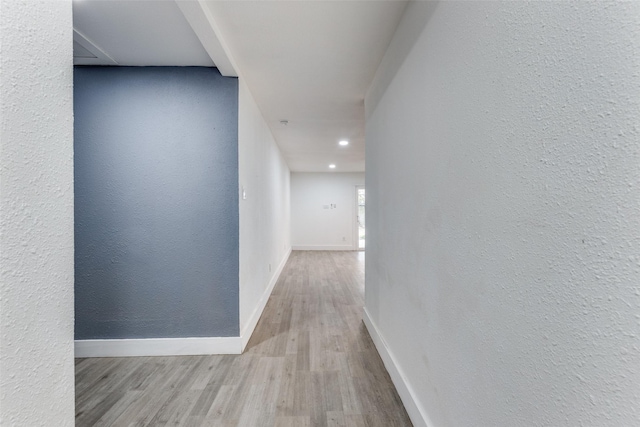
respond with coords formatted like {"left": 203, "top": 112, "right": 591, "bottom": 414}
{"left": 175, "top": 0, "right": 238, "bottom": 77}
{"left": 73, "top": 29, "right": 119, "bottom": 66}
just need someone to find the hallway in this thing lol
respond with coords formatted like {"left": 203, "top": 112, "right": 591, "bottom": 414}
{"left": 74, "top": 251, "right": 412, "bottom": 426}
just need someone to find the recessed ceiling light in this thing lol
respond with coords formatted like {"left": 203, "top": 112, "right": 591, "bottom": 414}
{"left": 329, "top": 164, "right": 336, "bottom": 169}
{"left": 339, "top": 140, "right": 349, "bottom": 146}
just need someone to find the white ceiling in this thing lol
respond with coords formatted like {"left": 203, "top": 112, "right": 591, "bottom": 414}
{"left": 73, "top": 0, "right": 214, "bottom": 66}
{"left": 72, "top": 0, "right": 408, "bottom": 172}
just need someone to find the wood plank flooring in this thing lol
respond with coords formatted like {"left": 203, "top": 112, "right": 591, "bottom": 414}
{"left": 75, "top": 251, "right": 412, "bottom": 426}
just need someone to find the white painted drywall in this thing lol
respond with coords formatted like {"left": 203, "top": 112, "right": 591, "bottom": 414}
{"left": 238, "top": 79, "right": 291, "bottom": 339}
{"left": 291, "top": 172, "right": 364, "bottom": 250}
{"left": 365, "top": 2, "right": 640, "bottom": 426}
{"left": 0, "top": 1, "right": 75, "bottom": 425}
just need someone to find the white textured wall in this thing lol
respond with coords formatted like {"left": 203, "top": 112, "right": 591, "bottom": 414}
{"left": 238, "top": 80, "right": 291, "bottom": 336}
{"left": 365, "top": 2, "right": 640, "bottom": 426}
{"left": 291, "top": 172, "right": 364, "bottom": 250}
{"left": 0, "top": 1, "right": 75, "bottom": 425}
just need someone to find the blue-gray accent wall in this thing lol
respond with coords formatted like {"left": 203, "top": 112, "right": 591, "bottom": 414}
{"left": 74, "top": 66, "right": 239, "bottom": 339}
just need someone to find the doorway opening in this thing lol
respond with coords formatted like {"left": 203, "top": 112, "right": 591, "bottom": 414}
{"left": 357, "top": 186, "right": 365, "bottom": 250}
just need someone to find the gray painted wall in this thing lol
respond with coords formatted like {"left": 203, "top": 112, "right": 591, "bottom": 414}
{"left": 74, "top": 66, "right": 239, "bottom": 339}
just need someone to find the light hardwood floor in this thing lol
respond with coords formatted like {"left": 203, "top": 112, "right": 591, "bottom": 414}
{"left": 75, "top": 251, "right": 413, "bottom": 426}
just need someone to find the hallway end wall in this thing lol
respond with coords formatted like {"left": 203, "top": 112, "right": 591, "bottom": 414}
{"left": 238, "top": 80, "right": 291, "bottom": 346}
{"left": 291, "top": 172, "right": 365, "bottom": 250}
{"left": 365, "top": 2, "right": 640, "bottom": 426}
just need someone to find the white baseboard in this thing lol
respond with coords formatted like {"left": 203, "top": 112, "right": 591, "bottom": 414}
{"left": 75, "top": 336, "right": 242, "bottom": 358}
{"left": 240, "top": 247, "right": 291, "bottom": 351}
{"left": 363, "top": 308, "right": 434, "bottom": 427}
{"left": 292, "top": 245, "right": 355, "bottom": 251}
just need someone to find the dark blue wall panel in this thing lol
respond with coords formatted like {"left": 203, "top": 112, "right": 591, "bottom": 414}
{"left": 74, "top": 67, "right": 239, "bottom": 339}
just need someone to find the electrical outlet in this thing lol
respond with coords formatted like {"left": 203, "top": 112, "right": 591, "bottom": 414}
{"left": 342, "top": 236, "right": 346, "bottom": 242}
{"left": 269, "top": 263, "right": 272, "bottom": 272}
